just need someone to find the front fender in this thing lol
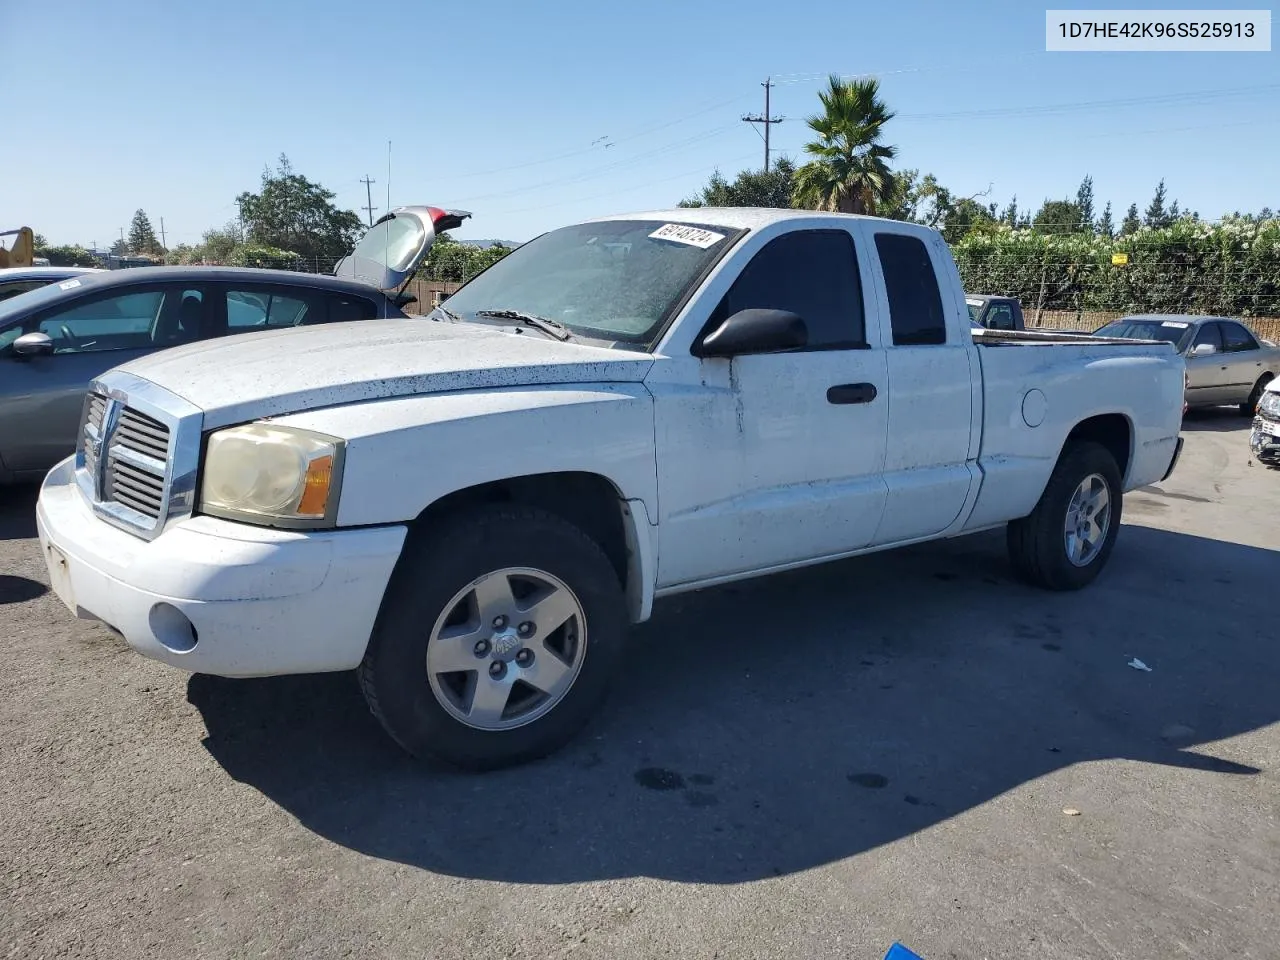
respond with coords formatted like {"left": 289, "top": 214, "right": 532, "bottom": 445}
{"left": 268, "top": 383, "right": 658, "bottom": 528}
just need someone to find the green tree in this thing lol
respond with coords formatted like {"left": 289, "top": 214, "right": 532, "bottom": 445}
{"left": 1032, "top": 199, "right": 1084, "bottom": 234}
{"left": 1120, "top": 203, "right": 1142, "bottom": 236}
{"left": 679, "top": 157, "right": 797, "bottom": 208}
{"left": 236, "top": 154, "right": 364, "bottom": 260}
{"left": 1074, "top": 176, "right": 1096, "bottom": 232}
{"left": 198, "top": 221, "right": 246, "bottom": 262}
{"left": 793, "top": 76, "right": 897, "bottom": 215}
{"left": 1097, "top": 201, "right": 1115, "bottom": 238}
{"left": 128, "top": 209, "right": 162, "bottom": 255}
{"left": 881, "top": 171, "right": 993, "bottom": 242}
{"left": 1144, "top": 180, "right": 1170, "bottom": 228}
{"left": 109, "top": 238, "right": 129, "bottom": 257}
{"left": 1001, "top": 196, "right": 1019, "bottom": 227}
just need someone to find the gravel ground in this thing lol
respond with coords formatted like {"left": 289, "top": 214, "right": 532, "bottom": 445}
{"left": 2, "top": 409, "right": 1277, "bottom": 960}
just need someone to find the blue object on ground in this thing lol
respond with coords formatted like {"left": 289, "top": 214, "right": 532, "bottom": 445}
{"left": 884, "top": 943, "right": 925, "bottom": 960}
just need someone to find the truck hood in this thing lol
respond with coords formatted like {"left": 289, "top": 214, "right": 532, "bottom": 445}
{"left": 113, "top": 318, "right": 655, "bottom": 429}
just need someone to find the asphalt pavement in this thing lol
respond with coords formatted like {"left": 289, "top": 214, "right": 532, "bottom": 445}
{"left": 2, "top": 409, "right": 1277, "bottom": 960}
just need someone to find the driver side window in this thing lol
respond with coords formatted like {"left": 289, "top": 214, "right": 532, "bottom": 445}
{"left": 2, "top": 287, "right": 204, "bottom": 356}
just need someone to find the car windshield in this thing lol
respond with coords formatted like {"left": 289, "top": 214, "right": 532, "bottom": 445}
{"left": 1094, "top": 318, "right": 1194, "bottom": 351}
{"left": 438, "top": 219, "right": 739, "bottom": 345}
{"left": 0, "top": 274, "right": 105, "bottom": 325}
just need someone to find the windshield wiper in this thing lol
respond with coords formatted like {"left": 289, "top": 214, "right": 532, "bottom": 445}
{"left": 474, "top": 309, "right": 572, "bottom": 341}
{"left": 429, "top": 304, "right": 461, "bottom": 323}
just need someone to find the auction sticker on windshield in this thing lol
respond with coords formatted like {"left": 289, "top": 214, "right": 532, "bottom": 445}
{"left": 58, "top": 279, "right": 82, "bottom": 291}
{"left": 1162, "top": 321, "right": 1190, "bottom": 328}
{"left": 649, "top": 223, "right": 726, "bottom": 248}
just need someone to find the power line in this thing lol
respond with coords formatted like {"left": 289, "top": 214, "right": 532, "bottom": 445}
{"left": 360, "top": 175, "right": 378, "bottom": 226}
{"left": 896, "top": 82, "right": 1280, "bottom": 122}
{"left": 447, "top": 125, "right": 740, "bottom": 205}
{"left": 742, "top": 78, "right": 785, "bottom": 172}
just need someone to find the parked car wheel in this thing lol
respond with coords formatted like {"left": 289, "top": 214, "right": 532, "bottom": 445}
{"left": 1006, "top": 441, "right": 1123, "bottom": 591}
{"left": 1242, "top": 375, "right": 1273, "bottom": 416}
{"left": 358, "top": 504, "right": 627, "bottom": 770}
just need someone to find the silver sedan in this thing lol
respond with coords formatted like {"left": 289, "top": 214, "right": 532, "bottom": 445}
{"left": 1093, "top": 314, "right": 1280, "bottom": 414}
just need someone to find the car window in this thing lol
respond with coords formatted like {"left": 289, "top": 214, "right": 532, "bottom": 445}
{"left": 327, "top": 294, "right": 380, "bottom": 323}
{"left": 0, "top": 280, "right": 52, "bottom": 304}
{"left": 0, "top": 286, "right": 203, "bottom": 356}
{"left": 1221, "top": 322, "right": 1259, "bottom": 352}
{"left": 226, "top": 290, "right": 318, "bottom": 329}
{"left": 714, "top": 230, "right": 866, "bottom": 348}
{"left": 986, "top": 304, "right": 1016, "bottom": 330}
{"left": 1192, "top": 323, "right": 1223, "bottom": 351}
{"left": 874, "top": 233, "right": 947, "bottom": 346}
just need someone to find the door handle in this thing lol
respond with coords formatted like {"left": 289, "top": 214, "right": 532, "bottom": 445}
{"left": 827, "top": 382, "right": 878, "bottom": 405}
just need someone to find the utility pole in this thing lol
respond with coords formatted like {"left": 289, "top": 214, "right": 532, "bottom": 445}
{"left": 159, "top": 217, "right": 166, "bottom": 249}
{"left": 742, "top": 77, "right": 784, "bottom": 171}
{"left": 360, "top": 174, "right": 378, "bottom": 226}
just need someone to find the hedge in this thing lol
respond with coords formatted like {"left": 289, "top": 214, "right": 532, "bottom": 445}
{"left": 953, "top": 217, "right": 1280, "bottom": 320}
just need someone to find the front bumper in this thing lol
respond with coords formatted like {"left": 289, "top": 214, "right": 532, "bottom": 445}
{"left": 1252, "top": 417, "right": 1280, "bottom": 463}
{"left": 36, "top": 457, "right": 408, "bottom": 677}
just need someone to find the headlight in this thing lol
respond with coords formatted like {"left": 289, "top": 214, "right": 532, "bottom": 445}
{"left": 1260, "top": 391, "right": 1280, "bottom": 419}
{"left": 200, "top": 423, "right": 344, "bottom": 527}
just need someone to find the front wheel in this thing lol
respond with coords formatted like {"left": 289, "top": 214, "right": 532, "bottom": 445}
{"left": 359, "top": 504, "right": 627, "bottom": 770}
{"left": 1007, "top": 441, "right": 1123, "bottom": 591}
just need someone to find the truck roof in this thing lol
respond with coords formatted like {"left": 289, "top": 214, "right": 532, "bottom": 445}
{"left": 587, "top": 207, "right": 906, "bottom": 231}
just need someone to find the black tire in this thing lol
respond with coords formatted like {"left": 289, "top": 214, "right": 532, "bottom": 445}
{"left": 1241, "top": 375, "right": 1272, "bottom": 416}
{"left": 1006, "top": 441, "right": 1123, "bottom": 591}
{"left": 358, "top": 504, "right": 627, "bottom": 771}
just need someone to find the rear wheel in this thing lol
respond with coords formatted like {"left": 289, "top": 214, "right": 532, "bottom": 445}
{"left": 1241, "top": 375, "right": 1272, "bottom": 416}
{"left": 1007, "top": 441, "right": 1123, "bottom": 591}
{"left": 359, "top": 504, "right": 627, "bottom": 770}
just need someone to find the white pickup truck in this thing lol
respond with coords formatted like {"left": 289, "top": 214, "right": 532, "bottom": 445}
{"left": 36, "top": 207, "right": 1186, "bottom": 770}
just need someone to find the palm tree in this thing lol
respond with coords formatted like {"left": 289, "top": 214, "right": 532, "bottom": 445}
{"left": 794, "top": 75, "right": 897, "bottom": 215}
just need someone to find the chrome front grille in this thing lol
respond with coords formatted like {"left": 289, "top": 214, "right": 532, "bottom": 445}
{"left": 103, "top": 408, "right": 170, "bottom": 519}
{"left": 75, "top": 373, "right": 204, "bottom": 541}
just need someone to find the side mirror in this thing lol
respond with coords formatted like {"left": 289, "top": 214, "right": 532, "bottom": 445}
{"left": 1190, "top": 342, "right": 1217, "bottom": 357}
{"left": 694, "top": 308, "right": 808, "bottom": 358}
{"left": 12, "top": 331, "right": 54, "bottom": 358}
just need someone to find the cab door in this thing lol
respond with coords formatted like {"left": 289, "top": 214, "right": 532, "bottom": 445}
{"left": 1185, "top": 322, "right": 1228, "bottom": 404}
{"left": 861, "top": 226, "right": 976, "bottom": 545}
{"left": 649, "top": 226, "right": 890, "bottom": 587}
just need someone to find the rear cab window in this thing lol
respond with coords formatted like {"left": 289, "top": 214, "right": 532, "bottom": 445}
{"left": 874, "top": 232, "right": 947, "bottom": 346}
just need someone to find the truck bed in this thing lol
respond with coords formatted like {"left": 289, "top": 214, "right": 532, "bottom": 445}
{"left": 972, "top": 328, "right": 1162, "bottom": 347}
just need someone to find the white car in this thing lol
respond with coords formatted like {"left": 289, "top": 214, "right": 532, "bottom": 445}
{"left": 36, "top": 208, "right": 1186, "bottom": 769}
{"left": 1251, "top": 378, "right": 1280, "bottom": 465}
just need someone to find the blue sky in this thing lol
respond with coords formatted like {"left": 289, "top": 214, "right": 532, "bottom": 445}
{"left": 3, "top": 1, "right": 1276, "bottom": 247}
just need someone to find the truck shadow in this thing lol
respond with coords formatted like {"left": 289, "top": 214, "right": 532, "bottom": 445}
{"left": 188, "top": 525, "right": 1274, "bottom": 885}
{"left": 1180, "top": 408, "right": 1253, "bottom": 433}
{"left": 0, "top": 483, "right": 38, "bottom": 542}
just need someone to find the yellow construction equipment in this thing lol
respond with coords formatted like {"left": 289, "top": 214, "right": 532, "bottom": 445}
{"left": 0, "top": 227, "right": 36, "bottom": 268}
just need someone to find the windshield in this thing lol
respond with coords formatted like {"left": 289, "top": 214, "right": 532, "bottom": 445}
{"left": 1094, "top": 318, "right": 1194, "bottom": 351}
{"left": 0, "top": 274, "right": 104, "bottom": 325}
{"left": 438, "top": 219, "right": 740, "bottom": 345}
{"left": 966, "top": 303, "right": 981, "bottom": 323}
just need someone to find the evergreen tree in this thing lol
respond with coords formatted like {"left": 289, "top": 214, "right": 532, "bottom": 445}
{"left": 1144, "top": 180, "right": 1170, "bottom": 229}
{"left": 1075, "top": 175, "right": 1095, "bottom": 232}
{"left": 1097, "top": 201, "right": 1115, "bottom": 238}
{"left": 1120, "top": 203, "right": 1142, "bottom": 236}
{"left": 127, "top": 209, "right": 162, "bottom": 254}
